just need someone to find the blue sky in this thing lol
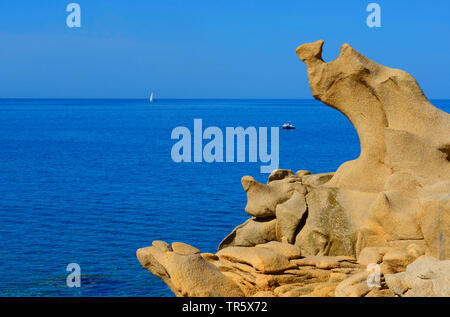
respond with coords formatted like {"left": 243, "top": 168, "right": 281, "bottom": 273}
{"left": 0, "top": 0, "right": 449, "bottom": 98}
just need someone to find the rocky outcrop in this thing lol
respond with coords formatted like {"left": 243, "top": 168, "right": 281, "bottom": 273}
{"left": 137, "top": 41, "right": 450, "bottom": 297}
{"left": 136, "top": 241, "right": 244, "bottom": 297}
{"left": 295, "top": 40, "right": 450, "bottom": 260}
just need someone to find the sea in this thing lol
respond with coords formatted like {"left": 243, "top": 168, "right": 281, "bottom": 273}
{"left": 0, "top": 99, "right": 448, "bottom": 296}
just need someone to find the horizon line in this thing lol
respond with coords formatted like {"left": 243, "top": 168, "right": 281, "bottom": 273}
{"left": 1, "top": 97, "right": 449, "bottom": 101}
{"left": 0, "top": 97, "right": 317, "bottom": 100}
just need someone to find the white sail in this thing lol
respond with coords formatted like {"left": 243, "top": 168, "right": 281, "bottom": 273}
{"left": 150, "top": 92, "right": 154, "bottom": 103}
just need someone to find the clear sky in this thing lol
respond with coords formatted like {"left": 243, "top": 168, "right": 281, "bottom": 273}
{"left": 0, "top": 0, "right": 449, "bottom": 99}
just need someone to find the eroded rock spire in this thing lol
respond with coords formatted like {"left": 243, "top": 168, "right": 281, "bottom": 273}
{"left": 296, "top": 40, "right": 450, "bottom": 192}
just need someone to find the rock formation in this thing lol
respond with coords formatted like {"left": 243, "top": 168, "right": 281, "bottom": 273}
{"left": 137, "top": 41, "right": 450, "bottom": 297}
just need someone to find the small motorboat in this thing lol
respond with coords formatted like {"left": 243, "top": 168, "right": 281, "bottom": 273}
{"left": 282, "top": 122, "right": 296, "bottom": 130}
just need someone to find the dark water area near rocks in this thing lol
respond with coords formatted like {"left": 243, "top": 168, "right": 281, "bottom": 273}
{"left": 0, "top": 98, "right": 448, "bottom": 296}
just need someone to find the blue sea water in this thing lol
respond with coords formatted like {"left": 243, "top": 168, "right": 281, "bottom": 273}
{"left": 0, "top": 99, "right": 448, "bottom": 297}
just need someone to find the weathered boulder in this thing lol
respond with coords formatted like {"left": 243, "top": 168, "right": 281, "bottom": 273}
{"left": 218, "top": 217, "right": 278, "bottom": 250}
{"left": 255, "top": 241, "right": 302, "bottom": 259}
{"left": 275, "top": 191, "right": 307, "bottom": 244}
{"left": 268, "top": 169, "right": 294, "bottom": 183}
{"left": 136, "top": 241, "right": 244, "bottom": 297}
{"left": 241, "top": 173, "right": 305, "bottom": 218}
{"left": 171, "top": 242, "right": 200, "bottom": 255}
{"left": 217, "top": 246, "right": 296, "bottom": 274}
{"left": 385, "top": 256, "right": 450, "bottom": 297}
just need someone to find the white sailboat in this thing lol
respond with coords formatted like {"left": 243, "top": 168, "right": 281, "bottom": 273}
{"left": 149, "top": 92, "right": 154, "bottom": 103}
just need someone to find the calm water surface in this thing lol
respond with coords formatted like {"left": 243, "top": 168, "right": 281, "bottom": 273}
{"left": 0, "top": 99, "right": 448, "bottom": 296}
